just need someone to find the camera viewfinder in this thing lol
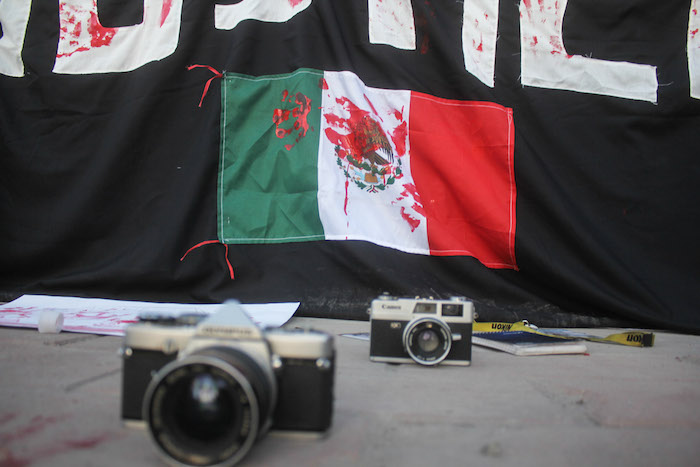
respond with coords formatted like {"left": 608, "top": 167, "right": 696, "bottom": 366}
{"left": 413, "top": 303, "right": 437, "bottom": 314}
{"left": 441, "top": 304, "right": 463, "bottom": 317}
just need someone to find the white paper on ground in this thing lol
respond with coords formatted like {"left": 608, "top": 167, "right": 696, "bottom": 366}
{"left": 0, "top": 295, "right": 299, "bottom": 336}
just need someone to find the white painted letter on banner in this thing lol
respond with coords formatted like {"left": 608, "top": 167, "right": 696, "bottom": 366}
{"left": 462, "top": 0, "right": 499, "bottom": 87}
{"left": 0, "top": 0, "right": 33, "bottom": 77}
{"left": 368, "top": 0, "right": 416, "bottom": 50}
{"left": 519, "top": 0, "right": 658, "bottom": 103}
{"left": 215, "top": 0, "right": 312, "bottom": 30}
{"left": 53, "top": 0, "right": 182, "bottom": 74}
{"left": 689, "top": 0, "right": 700, "bottom": 99}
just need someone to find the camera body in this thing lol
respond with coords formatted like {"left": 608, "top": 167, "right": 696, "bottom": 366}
{"left": 120, "top": 301, "right": 334, "bottom": 466}
{"left": 369, "top": 295, "right": 473, "bottom": 366}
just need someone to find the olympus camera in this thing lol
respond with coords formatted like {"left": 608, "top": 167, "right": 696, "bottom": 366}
{"left": 369, "top": 295, "right": 473, "bottom": 366}
{"left": 120, "top": 301, "right": 335, "bottom": 466}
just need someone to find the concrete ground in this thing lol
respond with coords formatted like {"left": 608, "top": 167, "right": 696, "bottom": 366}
{"left": 0, "top": 317, "right": 699, "bottom": 467}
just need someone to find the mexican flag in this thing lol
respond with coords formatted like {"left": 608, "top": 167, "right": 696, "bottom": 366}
{"left": 218, "top": 69, "right": 517, "bottom": 269}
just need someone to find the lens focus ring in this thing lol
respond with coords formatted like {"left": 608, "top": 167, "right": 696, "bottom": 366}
{"left": 143, "top": 348, "right": 273, "bottom": 467}
{"left": 402, "top": 317, "right": 452, "bottom": 366}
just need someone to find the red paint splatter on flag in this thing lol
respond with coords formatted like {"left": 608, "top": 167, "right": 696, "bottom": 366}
{"left": 322, "top": 95, "right": 421, "bottom": 229}
{"left": 273, "top": 91, "right": 313, "bottom": 151}
{"left": 364, "top": 94, "right": 382, "bottom": 120}
{"left": 390, "top": 121, "right": 407, "bottom": 157}
{"left": 400, "top": 207, "right": 421, "bottom": 232}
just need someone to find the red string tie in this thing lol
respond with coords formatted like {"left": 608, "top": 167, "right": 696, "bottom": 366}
{"left": 181, "top": 240, "right": 235, "bottom": 280}
{"left": 187, "top": 64, "right": 223, "bottom": 108}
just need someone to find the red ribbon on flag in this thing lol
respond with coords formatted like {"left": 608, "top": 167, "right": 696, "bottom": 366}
{"left": 181, "top": 240, "right": 235, "bottom": 280}
{"left": 187, "top": 64, "right": 223, "bottom": 107}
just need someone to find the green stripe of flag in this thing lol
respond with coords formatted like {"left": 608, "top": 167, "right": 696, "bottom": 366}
{"left": 218, "top": 69, "right": 325, "bottom": 243}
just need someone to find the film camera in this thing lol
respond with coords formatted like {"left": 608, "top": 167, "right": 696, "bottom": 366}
{"left": 120, "top": 301, "right": 335, "bottom": 466}
{"left": 369, "top": 295, "right": 473, "bottom": 366}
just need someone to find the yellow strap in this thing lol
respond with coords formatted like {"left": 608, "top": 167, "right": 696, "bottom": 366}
{"left": 473, "top": 320, "right": 655, "bottom": 347}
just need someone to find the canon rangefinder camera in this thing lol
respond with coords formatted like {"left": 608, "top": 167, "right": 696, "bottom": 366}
{"left": 120, "top": 301, "right": 335, "bottom": 466}
{"left": 369, "top": 295, "right": 473, "bottom": 366}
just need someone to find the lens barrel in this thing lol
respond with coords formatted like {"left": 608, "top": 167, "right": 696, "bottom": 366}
{"left": 143, "top": 347, "right": 274, "bottom": 466}
{"left": 402, "top": 317, "right": 452, "bottom": 365}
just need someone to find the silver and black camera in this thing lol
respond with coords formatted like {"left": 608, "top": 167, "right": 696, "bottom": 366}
{"left": 120, "top": 301, "right": 335, "bottom": 466}
{"left": 369, "top": 295, "right": 473, "bottom": 366}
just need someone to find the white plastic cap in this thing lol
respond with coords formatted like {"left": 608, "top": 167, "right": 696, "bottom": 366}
{"left": 38, "top": 310, "right": 64, "bottom": 333}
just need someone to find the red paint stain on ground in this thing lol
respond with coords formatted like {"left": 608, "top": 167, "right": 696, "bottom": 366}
{"left": 0, "top": 413, "right": 18, "bottom": 426}
{"left": 0, "top": 415, "right": 66, "bottom": 445}
{"left": 0, "top": 430, "right": 125, "bottom": 466}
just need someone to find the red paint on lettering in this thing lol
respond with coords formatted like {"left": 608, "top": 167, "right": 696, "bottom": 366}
{"left": 344, "top": 178, "right": 349, "bottom": 215}
{"left": 161, "top": 0, "right": 173, "bottom": 27}
{"left": 87, "top": 12, "right": 116, "bottom": 48}
{"left": 476, "top": 39, "right": 483, "bottom": 52}
{"left": 550, "top": 35, "right": 563, "bottom": 55}
{"left": 72, "top": 21, "right": 82, "bottom": 38}
{"left": 537, "top": 0, "right": 545, "bottom": 12}
{"left": 530, "top": 36, "right": 538, "bottom": 47}
{"left": 691, "top": 28, "right": 699, "bottom": 39}
{"left": 289, "top": 0, "right": 305, "bottom": 6}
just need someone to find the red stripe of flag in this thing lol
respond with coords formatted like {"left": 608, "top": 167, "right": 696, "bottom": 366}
{"left": 409, "top": 93, "right": 517, "bottom": 268}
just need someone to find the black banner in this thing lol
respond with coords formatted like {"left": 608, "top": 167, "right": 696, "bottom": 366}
{"left": 1, "top": 1, "right": 699, "bottom": 332}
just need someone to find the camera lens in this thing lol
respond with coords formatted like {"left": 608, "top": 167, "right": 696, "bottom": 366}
{"left": 143, "top": 347, "right": 275, "bottom": 466}
{"left": 416, "top": 328, "right": 441, "bottom": 353}
{"left": 403, "top": 317, "right": 452, "bottom": 365}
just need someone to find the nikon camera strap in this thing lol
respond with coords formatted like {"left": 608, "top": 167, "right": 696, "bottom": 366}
{"left": 472, "top": 321, "right": 655, "bottom": 348}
